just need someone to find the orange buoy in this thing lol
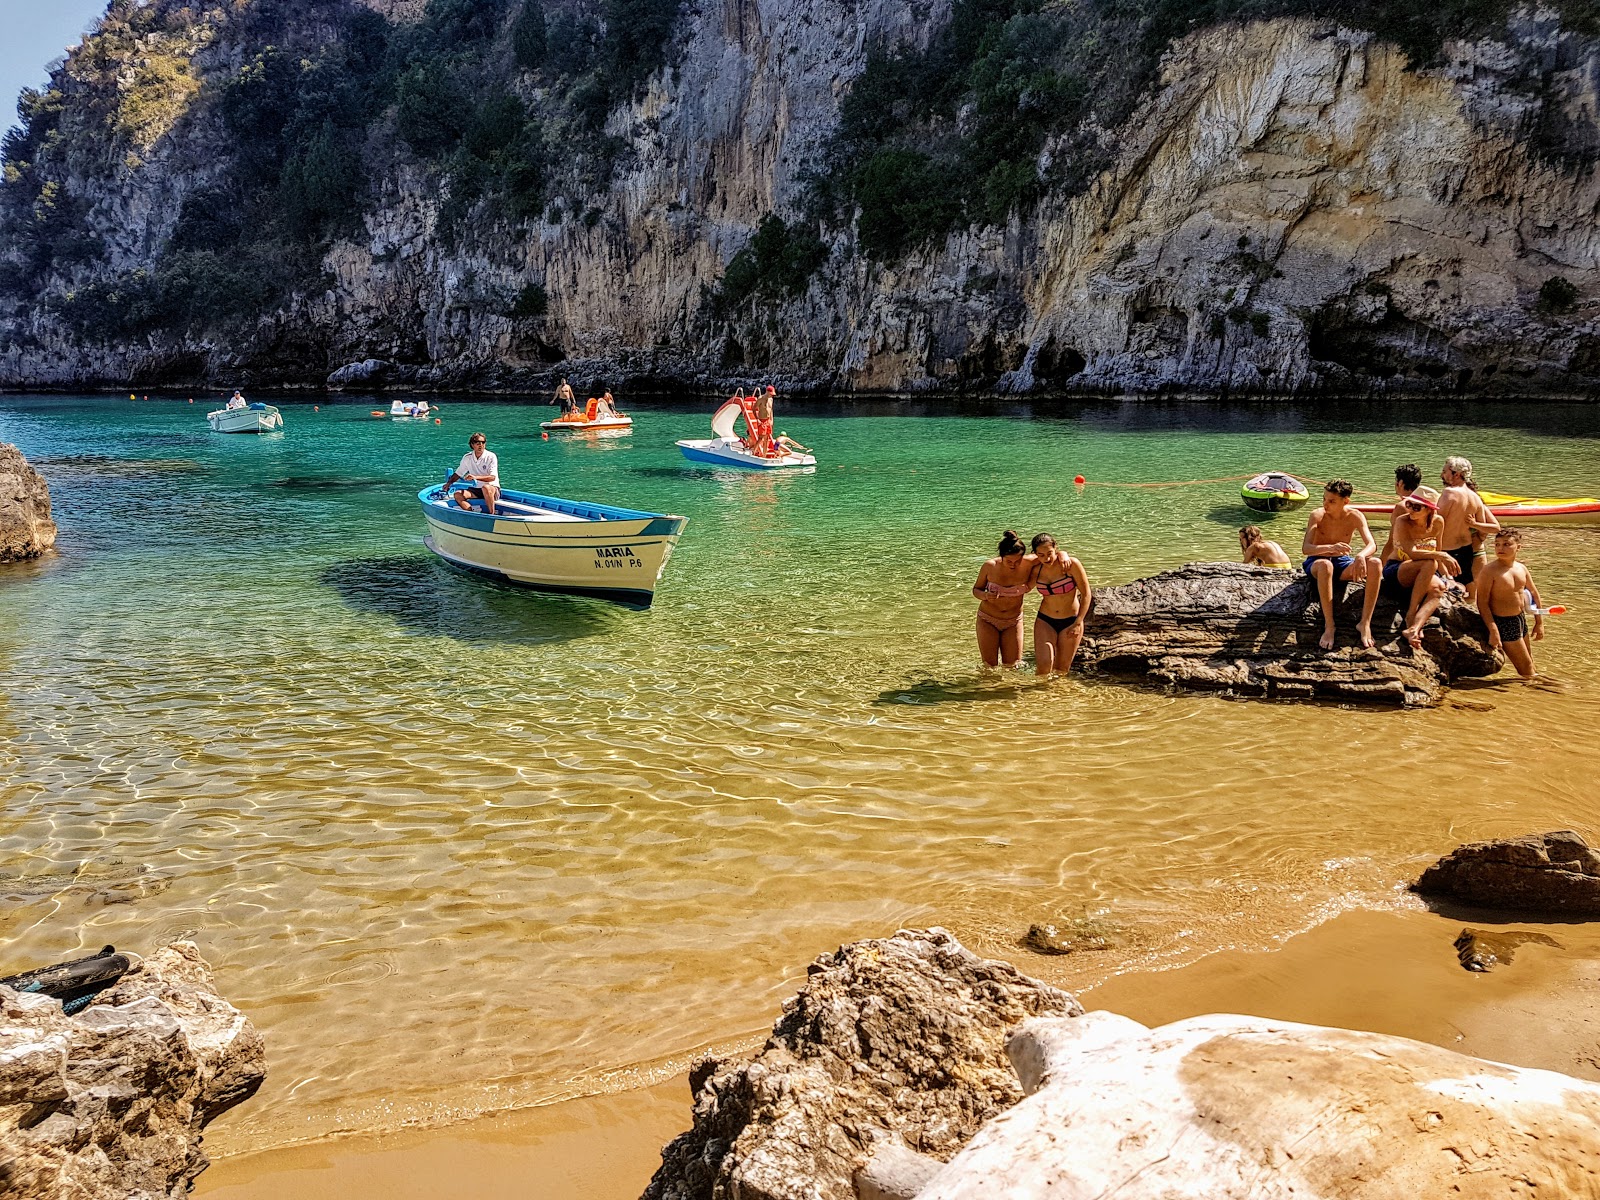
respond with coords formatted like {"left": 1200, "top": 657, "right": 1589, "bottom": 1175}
{"left": 434, "top": 417, "right": 442, "bottom": 425}
{"left": 541, "top": 432, "right": 549, "bottom": 440}
{"left": 370, "top": 410, "right": 386, "bottom": 417}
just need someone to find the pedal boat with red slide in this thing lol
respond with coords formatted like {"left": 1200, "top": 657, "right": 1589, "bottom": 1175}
{"left": 419, "top": 484, "right": 687, "bottom": 608}
{"left": 1355, "top": 490, "right": 1600, "bottom": 527}
{"left": 676, "top": 398, "right": 816, "bottom": 469}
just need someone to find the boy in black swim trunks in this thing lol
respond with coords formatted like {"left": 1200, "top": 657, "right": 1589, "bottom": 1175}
{"left": 1477, "top": 528, "right": 1543, "bottom": 680}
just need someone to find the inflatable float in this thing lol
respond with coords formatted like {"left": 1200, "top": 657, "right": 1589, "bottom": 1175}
{"left": 677, "top": 398, "right": 816, "bottom": 470}
{"left": 1241, "top": 472, "right": 1309, "bottom": 513}
{"left": 1355, "top": 490, "right": 1600, "bottom": 527}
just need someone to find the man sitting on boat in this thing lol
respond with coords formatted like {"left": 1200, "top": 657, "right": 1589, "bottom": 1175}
{"left": 597, "top": 390, "right": 621, "bottom": 419}
{"left": 226, "top": 390, "right": 247, "bottom": 410}
{"left": 448, "top": 433, "right": 501, "bottom": 514}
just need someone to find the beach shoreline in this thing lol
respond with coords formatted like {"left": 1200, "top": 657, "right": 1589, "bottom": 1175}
{"left": 195, "top": 903, "right": 1600, "bottom": 1200}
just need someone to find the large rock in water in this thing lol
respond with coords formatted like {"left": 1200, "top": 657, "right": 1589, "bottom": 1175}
{"left": 0, "top": 443, "right": 58, "bottom": 562}
{"left": 1414, "top": 829, "right": 1600, "bottom": 915}
{"left": 642, "top": 928, "right": 1081, "bottom": 1200}
{"left": 0, "top": 942, "right": 265, "bottom": 1198}
{"left": 1079, "top": 561, "right": 1501, "bottom": 706}
{"left": 912, "top": 1011, "right": 1600, "bottom": 1198}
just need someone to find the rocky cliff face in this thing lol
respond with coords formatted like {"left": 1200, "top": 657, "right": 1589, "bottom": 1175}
{"left": 0, "top": 1, "right": 1595, "bottom": 395}
{"left": 0, "top": 444, "right": 58, "bottom": 561}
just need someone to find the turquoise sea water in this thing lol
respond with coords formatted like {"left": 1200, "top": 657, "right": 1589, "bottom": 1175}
{"left": 3, "top": 393, "right": 1600, "bottom": 1152}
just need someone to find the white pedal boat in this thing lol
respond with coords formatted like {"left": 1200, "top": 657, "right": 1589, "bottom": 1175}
{"left": 676, "top": 400, "right": 815, "bottom": 469}
{"left": 207, "top": 403, "right": 283, "bottom": 433}
{"left": 540, "top": 414, "right": 633, "bottom": 432}
{"left": 390, "top": 400, "right": 432, "bottom": 418}
{"left": 418, "top": 484, "right": 687, "bottom": 609}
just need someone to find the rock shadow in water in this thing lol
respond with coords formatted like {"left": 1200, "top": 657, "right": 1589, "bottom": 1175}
{"left": 873, "top": 674, "right": 1042, "bottom": 705}
{"left": 320, "top": 555, "right": 620, "bottom": 645}
{"left": 268, "top": 475, "right": 395, "bottom": 491}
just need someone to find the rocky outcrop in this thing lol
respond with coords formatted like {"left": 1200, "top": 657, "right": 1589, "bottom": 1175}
{"left": 0, "top": 443, "right": 58, "bottom": 563}
{"left": 907, "top": 1011, "right": 1600, "bottom": 1197}
{"left": 642, "top": 927, "right": 1081, "bottom": 1200}
{"left": 326, "top": 358, "right": 395, "bottom": 388}
{"left": 0, "top": 7, "right": 1596, "bottom": 394}
{"left": 1454, "top": 927, "right": 1561, "bottom": 972}
{"left": 1078, "top": 561, "right": 1501, "bottom": 706}
{"left": 1414, "top": 829, "right": 1600, "bottom": 914}
{"left": 0, "top": 942, "right": 265, "bottom": 1199}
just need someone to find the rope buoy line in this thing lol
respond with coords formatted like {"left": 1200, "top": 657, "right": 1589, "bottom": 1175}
{"left": 1076, "top": 472, "right": 1392, "bottom": 501}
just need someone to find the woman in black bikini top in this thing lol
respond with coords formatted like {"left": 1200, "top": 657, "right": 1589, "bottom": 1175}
{"left": 1031, "top": 532, "right": 1091, "bottom": 676}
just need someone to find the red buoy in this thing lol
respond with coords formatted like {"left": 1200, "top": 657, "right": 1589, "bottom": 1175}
{"left": 541, "top": 432, "right": 549, "bottom": 440}
{"left": 434, "top": 417, "right": 442, "bottom": 425}
{"left": 1074, "top": 475, "right": 1086, "bottom": 485}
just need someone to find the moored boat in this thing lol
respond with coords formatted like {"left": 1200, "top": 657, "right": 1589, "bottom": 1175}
{"left": 207, "top": 402, "right": 283, "bottom": 433}
{"left": 1355, "top": 490, "right": 1600, "bottom": 526}
{"left": 418, "top": 484, "right": 687, "bottom": 608}
{"left": 1241, "top": 471, "right": 1308, "bottom": 513}
{"left": 677, "top": 399, "right": 816, "bottom": 470}
{"left": 390, "top": 400, "right": 432, "bottom": 418}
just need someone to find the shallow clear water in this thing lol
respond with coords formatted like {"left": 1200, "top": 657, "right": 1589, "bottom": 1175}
{"left": 3, "top": 393, "right": 1600, "bottom": 1151}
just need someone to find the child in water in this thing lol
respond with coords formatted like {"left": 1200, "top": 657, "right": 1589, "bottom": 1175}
{"left": 1239, "top": 526, "right": 1291, "bottom": 569}
{"left": 1477, "top": 528, "right": 1543, "bottom": 680}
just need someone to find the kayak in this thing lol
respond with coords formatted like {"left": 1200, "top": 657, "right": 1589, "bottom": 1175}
{"left": 676, "top": 399, "right": 816, "bottom": 470}
{"left": 1356, "top": 491, "right": 1600, "bottom": 526}
{"left": 418, "top": 483, "right": 687, "bottom": 608}
{"left": 1241, "top": 472, "right": 1309, "bottom": 513}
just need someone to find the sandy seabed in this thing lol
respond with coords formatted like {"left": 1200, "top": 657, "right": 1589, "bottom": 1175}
{"left": 197, "top": 904, "right": 1600, "bottom": 1200}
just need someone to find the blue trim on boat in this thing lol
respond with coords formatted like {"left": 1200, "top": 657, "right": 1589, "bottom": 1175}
{"left": 424, "top": 538, "right": 657, "bottom": 608}
{"left": 417, "top": 486, "right": 680, "bottom": 528}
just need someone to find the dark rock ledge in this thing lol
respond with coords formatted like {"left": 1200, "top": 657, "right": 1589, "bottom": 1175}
{"left": 0, "top": 443, "right": 57, "bottom": 563}
{"left": 0, "top": 942, "right": 265, "bottom": 1199}
{"left": 1079, "top": 561, "right": 1502, "bottom": 706}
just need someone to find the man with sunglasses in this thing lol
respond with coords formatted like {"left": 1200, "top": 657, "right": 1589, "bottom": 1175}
{"left": 448, "top": 433, "right": 500, "bottom": 514}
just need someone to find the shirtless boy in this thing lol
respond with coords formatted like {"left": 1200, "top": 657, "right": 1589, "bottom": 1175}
{"left": 1376, "top": 463, "right": 1422, "bottom": 562}
{"left": 1439, "top": 456, "right": 1499, "bottom": 603}
{"left": 1478, "top": 528, "right": 1543, "bottom": 680}
{"left": 1301, "top": 479, "right": 1381, "bottom": 650}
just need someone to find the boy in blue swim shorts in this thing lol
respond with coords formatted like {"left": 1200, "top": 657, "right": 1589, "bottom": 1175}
{"left": 1300, "top": 479, "right": 1382, "bottom": 651}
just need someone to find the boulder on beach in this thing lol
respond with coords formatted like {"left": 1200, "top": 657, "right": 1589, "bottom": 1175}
{"left": 0, "top": 941, "right": 265, "bottom": 1199}
{"left": 0, "top": 442, "right": 58, "bottom": 562}
{"left": 642, "top": 927, "right": 1081, "bottom": 1200}
{"left": 1078, "top": 561, "right": 1501, "bottom": 706}
{"left": 1414, "top": 829, "right": 1600, "bottom": 914}
{"left": 908, "top": 1010, "right": 1600, "bottom": 1198}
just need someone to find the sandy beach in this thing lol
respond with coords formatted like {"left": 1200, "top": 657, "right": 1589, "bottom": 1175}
{"left": 197, "top": 902, "right": 1600, "bottom": 1199}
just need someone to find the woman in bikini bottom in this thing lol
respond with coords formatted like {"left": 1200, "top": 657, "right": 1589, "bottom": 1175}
{"left": 1030, "top": 532, "right": 1091, "bottom": 676}
{"left": 972, "top": 530, "right": 1034, "bottom": 667}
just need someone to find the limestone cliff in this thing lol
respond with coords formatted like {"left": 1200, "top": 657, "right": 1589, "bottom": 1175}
{"left": 0, "top": 0, "right": 1595, "bottom": 395}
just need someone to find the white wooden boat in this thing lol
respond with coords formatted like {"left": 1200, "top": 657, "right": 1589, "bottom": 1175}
{"left": 418, "top": 484, "right": 687, "bottom": 608}
{"left": 540, "top": 414, "right": 633, "bottom": 432}
{"left": 676, "top": 400, "right": 815, "bottom": 469}
{"left": 207, "top": 403, "right": 282, "bottom": 433}
{"left": 390, "top": 400, "right": 432, "bottom": 418}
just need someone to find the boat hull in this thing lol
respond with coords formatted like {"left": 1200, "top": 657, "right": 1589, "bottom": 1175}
{"left": 541, "top": 417, "right": 633, "bottom": 431}
{"left": 1242, "top": 493, "right": 1307, "bottom": 513}
{"left": 208, "top": 405, "right": 282, "bottom": 433}
{"left": 418, "top": 487, "right": 686, "bottom": 608}
{"left": 676, "top": 438, "right": 815, "bottom": 470}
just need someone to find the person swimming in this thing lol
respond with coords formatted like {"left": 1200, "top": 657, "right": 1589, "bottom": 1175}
{"left": 1030, "top": 533, "right": 1091, "bottom": 676}
{"left": 972, "top": 530, "right": 1033, "bottom": 668}
{"left": 1239, "top": 525, "right": 1291, "bottom": 569}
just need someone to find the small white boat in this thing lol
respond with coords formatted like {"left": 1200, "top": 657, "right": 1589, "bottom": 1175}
{"left": 390, "top": 400, "right": 432, "bottom": 419}
{"left": 207, "top": 402, "right": 283, "bottom": 433}
{"left": 676, "top": 399, "right": 815, "bottom": 470}
{"left": 419, "top": 484, "right": 687, "bottom": 608}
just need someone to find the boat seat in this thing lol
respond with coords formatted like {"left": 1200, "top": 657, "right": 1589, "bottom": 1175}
{"left": 494, "top": 500, "right": 587, "bottom": 521}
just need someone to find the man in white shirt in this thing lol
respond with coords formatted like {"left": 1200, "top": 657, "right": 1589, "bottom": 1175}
{"left": 226, "top": 391, "right": 246, "bottom": 409}
{"left": 449, "top": 433, "right": 500, "bottom": 514}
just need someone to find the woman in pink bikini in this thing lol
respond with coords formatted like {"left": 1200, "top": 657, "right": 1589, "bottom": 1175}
{"left": 1030, "top": 532, "right": 1091, "bottom": 675}
{"left": 971, "top": 530, "right": 1033, "bottom": 667}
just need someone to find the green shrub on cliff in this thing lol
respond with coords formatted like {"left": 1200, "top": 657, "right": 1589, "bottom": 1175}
{"left": 716, "top": 216, "right": 829, "bottom": 312}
